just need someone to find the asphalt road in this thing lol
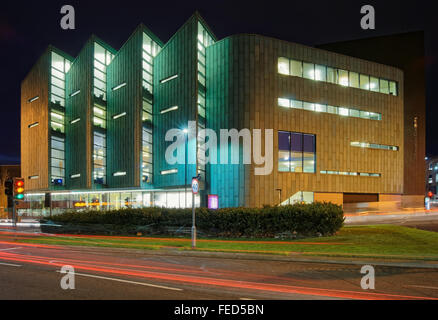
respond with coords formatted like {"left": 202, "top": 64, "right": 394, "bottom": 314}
{"left": 346, "top": 212, "right": 438, "bottom": 232}
{"left": 0, "top": 238, "right": 438, "bottom": 300}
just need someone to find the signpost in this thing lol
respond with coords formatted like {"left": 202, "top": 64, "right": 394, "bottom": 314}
{"left": 191, "top": 177, "right": 199, "bottom": 248}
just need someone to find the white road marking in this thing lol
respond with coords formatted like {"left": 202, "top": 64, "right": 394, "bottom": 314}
{"left": 404, "top": 284, "right": 438, "bottom": 290}
{"left": 0, "top": 262, "right": 22, "bottom": 267}
{"left": 0, "top": 247, "right": 22, "bottom": 251}
{"left": 239, "top": 297, "right": 255, "bottom": 300}
{"left": 55, "top": 270, "right": 183, "bottom": 291}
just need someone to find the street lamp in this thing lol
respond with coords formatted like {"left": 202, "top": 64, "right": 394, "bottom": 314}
{"left": 182, "top": 128, "right": 197, "bottom": 248}
{"left": 183, "top": 128, "right": 188, "bottom": 208}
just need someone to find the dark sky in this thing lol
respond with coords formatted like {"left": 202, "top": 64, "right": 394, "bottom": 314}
{"left": 0, "top": 0, "right": 435, "bottom": 164}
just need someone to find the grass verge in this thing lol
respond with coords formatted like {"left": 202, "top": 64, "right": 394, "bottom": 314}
{"left": 2, "top": 225, "right": 438, "bottom": 261}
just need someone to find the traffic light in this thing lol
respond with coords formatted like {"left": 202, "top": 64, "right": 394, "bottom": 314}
{"left": 4, "top": 179, "right": 13, "bottom": 196}
{"left": 13, "top": 178, "right": 25, "bottom": 201}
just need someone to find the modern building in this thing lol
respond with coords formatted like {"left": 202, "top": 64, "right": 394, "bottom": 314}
{"left": 426, "top": 157, "right": 438, "bottom": 197}
{"left": 20, "top": 12, "right": 422, "bottom": 215}
{"left": 318, "top": 31, "right": 427, "bottom": 206}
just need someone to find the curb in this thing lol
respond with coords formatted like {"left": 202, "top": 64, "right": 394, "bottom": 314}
{"left": 64, "top": 244, "right": 438, "bottom": 270}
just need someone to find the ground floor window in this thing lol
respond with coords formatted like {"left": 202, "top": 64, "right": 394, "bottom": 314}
{"left": 19, "top": 189, "right": 200, "bottom": 217}
{"left": 281, "top": 191, "right": 314, "bottom": 205}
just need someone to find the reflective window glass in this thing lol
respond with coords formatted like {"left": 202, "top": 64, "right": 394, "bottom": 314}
{"left": 290, "top": 60, "right": 303, "bottom": 77}
{"left": 303, "top": 62, "right": 315, "bottom": 80}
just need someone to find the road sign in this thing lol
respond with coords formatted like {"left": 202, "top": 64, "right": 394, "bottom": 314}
{"left": 191, "top": 178, "right": 199, "bottom": 194}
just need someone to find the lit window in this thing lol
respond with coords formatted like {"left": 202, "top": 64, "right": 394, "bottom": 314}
{"left": 93, "top": 117, "right": 104, "bottom": 127}
{"left": 327, "top": 67, "right": 337, "bottom": 84}
{"left": 380, "top": 79, "right": 389, "bottom": 94}
{"left": 315, "top": 65, "right": 326, "bottom": 81}
{"left": 338, "top": 70, "right": 349, "bottom": 86}
{"left": 70, "top": 90, "right": 80, "bottom": 97}
{"left": 350, "top": 141, "right": 398, "bottom": 151}
{"left": 315, "top": 104, "right": 326, "bottom": 112}
{"left": 290, "top": 60, "right": 302, "bottom": 77}
{"left": 112, "top": 82, "right": 126, "bottom": 91}
{"left": 360, "top": 111, "right": 370, "bottom": 119}
{"left": 93, "top": 131, "right": 106, "bottom": 184}
{"left": 112, "top": 112, "right": 127, "bottom": 119}
{"left": 338, "top": 107, "right": 349, "bottom": 116}
{"left": 161, "top": 169, "right": 178, "bottom": 175}
{"left": 277, "top": 57, "right": 397, "bottom": 96}
{"left": 349, "top": 72, "right": 359, "bottom": 88}
{"left": 278, "top": 131, "right": 315, "bottom": 173}
{"left": 291, "top": 100, "right": 303, "bottom": 109}
{"left": 160, "top": 74, "right": 179, "bottom": 84}
{"left": 51, "top": 136, "right": 65, "bottom": 184}
{"left": 360, "top": 74, "right": 370, "bottom": 90}
{"left": 327, "top": 105, "right": 337, "bottom": 114}
{"left": 370, "top": 77, "right": 379, "bottom": 92}
{"left": 51, "top": 52, "right": 65, "bottom": 72}
{"left": 278, "top": 97, "right": 381, "bottom": 120}
{"left": 278, "top": 98, "right": 290, "bottom": 108}
{"left": 303, "top": 102, "right": 315, "bottom": 111}
{"left": 320, "top": 171, "right": 380, "bottom": 177}
{"left": 349, "top": 109, "right": 360, "bottom": 118}
{"left": 278, "top": 57, "right": 290, "bottom": 75}
{"left": 303, "top": 62, "right": 315, "bottom": 80}
{"left": 389, "top": 81, "right": 397, "bottom": 96}
{"left": 28, "top": 96, "right": 39, "bottom": 103}
{"left": 160, "top": 106, "right": 179, "bottom": 114}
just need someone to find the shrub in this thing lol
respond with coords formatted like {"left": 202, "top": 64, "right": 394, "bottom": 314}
{"left": 47, "top": 202, "right": 344, "bottom": 238}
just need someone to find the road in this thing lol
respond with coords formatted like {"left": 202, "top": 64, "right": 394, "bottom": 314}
{"left": 0, "top": 235, "right": 438, "bottom": 300}
{"left": 346, "top": 211, "right": 438, "bottom": 232}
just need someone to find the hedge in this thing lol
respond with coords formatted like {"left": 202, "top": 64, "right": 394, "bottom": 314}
{"left": 46, "top": 202, "right": 344, "bottom": 238}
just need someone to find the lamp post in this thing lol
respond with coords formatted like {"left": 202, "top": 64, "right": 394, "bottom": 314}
{"left": 183, "top": 128, "right": 197, "bottom": 248}
{"left": 183, "top": 129, "right": 188, "bottom": 208}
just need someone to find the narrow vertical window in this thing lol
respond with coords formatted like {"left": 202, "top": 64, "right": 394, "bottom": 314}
{"left": 349, "top": 72, "right": 359, "bottom": 88}
{"left": 303, "top": 134, "right": 316, "bottom": 173}
{"left": 338, "top": 69, "right": 349, "bottom": 86}
{"left": 360, "top": 74, "right": 370, "bottom": 90}
{"left": 379, "top": 79, "right": 389, "bottom": 94}
{"left": 290, "top": 60, "right": 302, "bottom": 77}
{"left": 278, "top": 132, "right": 291, "bottom": 172}
{"left": 303, "top": 62, "right": 315, "bottom": 80}
{"left": 370, "top": 76, "right": 379, "bottom": 92}
{"left": 315, "top": 64, "right": 326, "bottom": 82}
{"left": 290, "top": 133, "right": 303, "bottom": 172}
{"left": 278, "top": 57, "right": 290, "bottom": 75}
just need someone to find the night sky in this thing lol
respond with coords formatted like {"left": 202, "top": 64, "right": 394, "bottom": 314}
{"left": 1, "top": 0, "right": 435, "bottom": 164}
